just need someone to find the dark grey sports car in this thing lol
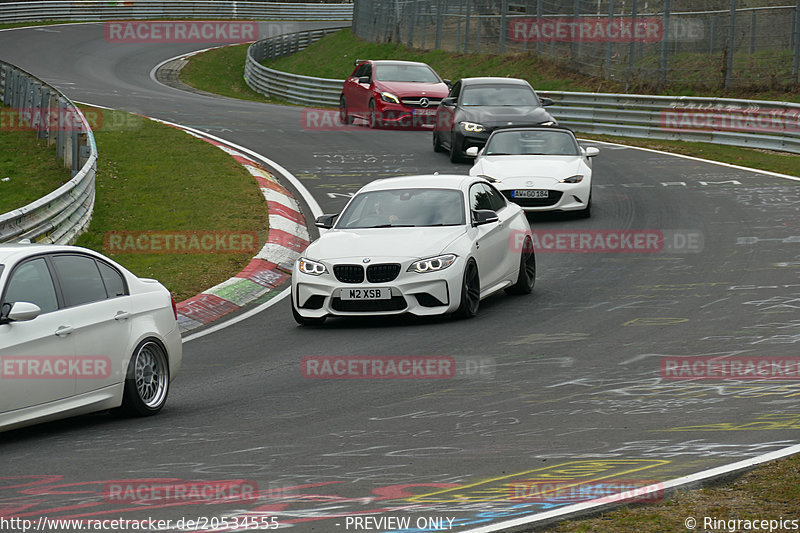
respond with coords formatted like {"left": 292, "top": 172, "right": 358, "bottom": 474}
{"left": 433, "top": 77, "right": 557, "bottom": 163}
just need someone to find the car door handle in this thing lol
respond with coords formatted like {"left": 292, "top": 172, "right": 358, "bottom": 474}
{"left": 55, "top": 325, "right": 73, "bottom": 337}
{"left": 114, "top": 311, "right": 130, "bottom": 321}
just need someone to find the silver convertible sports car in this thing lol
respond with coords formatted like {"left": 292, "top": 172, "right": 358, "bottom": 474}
{"left": 291, "top": 175, "right": 536, "bottom": 325}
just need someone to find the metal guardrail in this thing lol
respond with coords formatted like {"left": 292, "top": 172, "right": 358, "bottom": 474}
{"left": 0, "top": 61, "right": 97, "bottom": 244}
{"left": 245, "top": 27, "right": 346, "bottom": 106}
{"left": 0, "top": 1, "right": 353, "bottom": 23}
{"left": 245, "top": 31, "right": 800, "bottom": 156}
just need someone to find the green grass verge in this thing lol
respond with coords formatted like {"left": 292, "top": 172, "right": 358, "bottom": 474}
{"left": 178, "top": 43, "right": 271, "bottom": 103}
{"left": 74, "top": 106, "right": 267, "bottom": 301}
{"left": 547, "top": 454, "right": 800, "bottom": 532}
{"left": 0, "top": 106, "right": 72, "bottom": 213}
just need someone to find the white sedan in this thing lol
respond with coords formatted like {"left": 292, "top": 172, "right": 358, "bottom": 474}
{"left": 0, "top": 243, "right": 181, "bottom": 432}
{"left": 467, "top": 127, "right": 598, "bottom": 217}
{"left": 291, "top": 175, "right": 535, "bottom": 325}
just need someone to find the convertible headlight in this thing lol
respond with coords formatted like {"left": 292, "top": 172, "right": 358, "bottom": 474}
{"left": 408, "top": 254, "right": 457, "bottom": 273}
{"left": 540, "top": 120, "right": 556, "bottom": 126}
{"left": 561, "top": 175, "right": 584, "bottom": 183}
{"left": 297, "top": 257, "right": 327, "bottom": 276}
{"left": 460, "top": 121, "right": 485, "bottom": 133}
{"left": 380, "top": 92, "right": 400, "bottom": 104}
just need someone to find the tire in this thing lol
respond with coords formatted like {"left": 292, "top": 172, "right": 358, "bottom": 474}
{"left": 119, "top": 339, "right": 170, "bottom": 416}
{"left": 433, "top": 130, "right": 445, "bottom": 153}
{"left": 455, "top": 259, "right": 480, "bottom": 318}
{"left": 292, "top": 293, "right": 327, "bottom": 326}
{"left": 339, "top": 95, "right": 353, "bottom": 125}
{"left": 368, "top": 100, "right": 382, "bottom": 128}
{"left": 449, "top": 130, "right": 463, "bottom": 163}
{"left": 505, "top": 237, "right": 536, "bottom": 295}
{"left": 577, "top": 191, "right": 592, "bottom": 218}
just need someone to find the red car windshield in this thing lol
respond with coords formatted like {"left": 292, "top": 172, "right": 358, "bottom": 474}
{"left": 374, "top": 64, "right": 440, "bottom": 83}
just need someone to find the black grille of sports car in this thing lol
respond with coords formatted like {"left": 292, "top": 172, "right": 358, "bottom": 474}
{"left": 333, "top": 265, "right": 365, "bottom": 283}
{"left": 502, "top": 190, "right": 563, "bottom": 207}
{"left": 366, "top": 264, "right": 401, "bottom": 283}
{"left": 331, "top": 296, "right": 407, "bottom": 312}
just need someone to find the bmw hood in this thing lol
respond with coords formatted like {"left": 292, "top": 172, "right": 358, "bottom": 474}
{"left": 306, "top": 226, "right": 467, "bottom": 261}
{"left": 463, "top": 106, "right": 555, "bottom": 127}
{"left": 473, "top": 155, "right": 583, "bottom": 183}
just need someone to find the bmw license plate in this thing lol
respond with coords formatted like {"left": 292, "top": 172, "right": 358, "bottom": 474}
{"left": 340, "top": 288, "right": 391, "bottom": 300}
{"left": 513, "top": 189, "right": 549, "bottom": 199}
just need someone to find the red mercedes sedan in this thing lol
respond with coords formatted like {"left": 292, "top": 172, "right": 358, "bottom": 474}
{"left": 339, "top": 60, "right": 450, "bottom": 128}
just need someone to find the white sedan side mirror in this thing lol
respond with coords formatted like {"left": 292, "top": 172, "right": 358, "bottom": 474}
{"left": 466, "top": 146, "right": 479, "bottom": 157}
{"left": 585, "top": 147, "right": 600, "bottom": 157}
{"left": 1, "top": 301, "right": 42, "bottom": 323}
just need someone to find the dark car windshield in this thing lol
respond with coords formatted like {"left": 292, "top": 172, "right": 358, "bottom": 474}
{"left": 462, "top": 85, "right": 540, "bottom": 107}
{"left": 374, "top": 64, "right": 441, "bottom": 83}
{"left": 485, "top": 130, "right": 579, "bottom": 156}
{"left": 336, "top": 188, "right": 465, "bottom": 229}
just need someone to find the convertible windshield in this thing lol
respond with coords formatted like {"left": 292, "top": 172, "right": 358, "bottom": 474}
{"left": 462, "top": 85, "right": 540, "bottom": 106}
{"left": 485, "top": 130, "right": 579, "bottom": 156}
{"left": 336, "top": 188, "right": 466, "bottom": 229}
{"left": 374, "top": 64, "right": 441, "bottom": 83}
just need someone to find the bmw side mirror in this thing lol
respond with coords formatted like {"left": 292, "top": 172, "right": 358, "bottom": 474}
{"left": 0, "top": 301, "right": 41, "bottom": 324}
{"left": 472, "top": 209, "right": 499, "bottom": 226}
{"left": 441, "top": 96, "right": 456, "bottom": 106}
{"left": 315, "top": 214, "right": 338, "bottom": 229}
{"left": 540, "top": 97, "right": 554, "bottom": 106}
{"left": 585, "top": 146, "right": 600, "bottom": 157}
{"left": 466, "top": 147, "right": 479, "bottom": 157}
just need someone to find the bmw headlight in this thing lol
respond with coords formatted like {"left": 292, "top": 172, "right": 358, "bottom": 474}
{"left": 298, "top": 257, "right": 327, "bottom": 276}
{"left": 560, "top": 175, "right": 584, "bottom": 183}
{"left": 380, "top": 92, "right": 400, "bottom": 104}
{"left": 460, "top": 121, "right": 485, "bottom": 133}
{"left": 408, "top": 254, "right": 457, "bottom": 273}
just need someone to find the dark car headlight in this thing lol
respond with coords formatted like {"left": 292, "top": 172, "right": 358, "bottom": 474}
{"left": 459, "top": 121, "right": 485, "bottom": 133}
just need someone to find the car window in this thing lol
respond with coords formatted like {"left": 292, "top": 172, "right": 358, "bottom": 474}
{"left": 450, "top": 81, "right": 461, "bottom": 100}
{"left": 51, "top": 254, "right": 109, "bottom": 307}
{"left": 486, "top": 130, "right": 578, "bottom": 156}
{"left": 97, "top": 260, "right": 127, "bottom": 298}
{"left": 484, "top": 184, "right": 507, "bottom": 211}
{"left": 462, "top": 85, "right": 539, "bottom": 106}
{"left": 469, "top": 183, "right": 495, "bottom": 211}
{"left": 2, "top": 257, "right": 59, "bottom": 314}
{"left": 336, "top": 188, "right": 465, "bottom": 228}
{"left": 374, "top": 64, "right": 439, "bottom": 83}
{"left": 361, "top": 64, "right": 372, "bottom": 81}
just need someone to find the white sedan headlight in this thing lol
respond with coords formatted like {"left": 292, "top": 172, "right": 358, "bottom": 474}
{"left": 460, "top": 121, "right": 485, "bottom": 132}
{"left": 408, "top": 254, "right": 457, "bottom": 273}
{"left": 298, "top": 257, "right": 327, "bottom": 276}
{"left": 380, "top": 92, "right": 400, "bottom": 104}
{"left": 560, "top": 175, "right": 584, "bottom": 183}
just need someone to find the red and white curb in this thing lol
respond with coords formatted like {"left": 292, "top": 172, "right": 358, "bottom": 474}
{"left": 171, "top": 131, "right": 309, "bottom": 332}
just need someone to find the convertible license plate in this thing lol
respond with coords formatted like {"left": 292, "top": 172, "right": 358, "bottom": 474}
{"left": 513, "top": 189, "right": 549, "bottom": 199}
{"left": 412, "top": 108, "right": 437, "bottom": 116}
{"left": 340, "top": 288, "right": 391, "bottom": 300}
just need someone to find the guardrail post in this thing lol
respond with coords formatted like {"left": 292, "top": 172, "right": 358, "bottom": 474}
{"left": 71, "top": 129, "right": 79, "bottom": 177}
{"left": 47, "top": 92, "right": 57, "bottom": 146}
{"left": 56, "top": 97, "right": 66, "bottom": 158}
{"left": 39, "top": 87, "right": 50, "bottom": 140}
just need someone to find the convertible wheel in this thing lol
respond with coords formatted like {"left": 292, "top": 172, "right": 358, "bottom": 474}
{"left": 455, "top": 259, "right": 480, "bottom": 318}
{"left": 339, "top": 96, "right": 353, "bottom": 125}
{"left": 292, "top": 294, "right": 327, "bottom": 326}
{"left": 119, "top": 339, "right": 169, "bottom": 416}
{"left": 506, "top": 237, "right": 536, "bottom": 295}
{"left": 433, "top": 130, "right": 445, "bottom": 152}
{"left": 449, "top": 131, "right": 463, "bottom": 163}
{"left": 368, "top": 100, "right": 382, "bottom": 128}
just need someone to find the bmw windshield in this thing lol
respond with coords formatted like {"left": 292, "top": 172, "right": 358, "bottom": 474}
{"left": 462, "top": 85, "right": 540, "bottom": 106}
{"left": 336, "top": 188, "right": 466, "bottom": 229}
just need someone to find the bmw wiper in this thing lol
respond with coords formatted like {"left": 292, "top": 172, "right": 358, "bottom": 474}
{"left": 363, "top": 224, "right": 416, "bottom": 228}
{"left": 426, "top": 223, "right": 461, "bottom": 227}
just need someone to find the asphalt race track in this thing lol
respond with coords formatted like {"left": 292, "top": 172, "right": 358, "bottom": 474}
{"left": 1, "top": 21, "right": 799, "bottom": 533}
